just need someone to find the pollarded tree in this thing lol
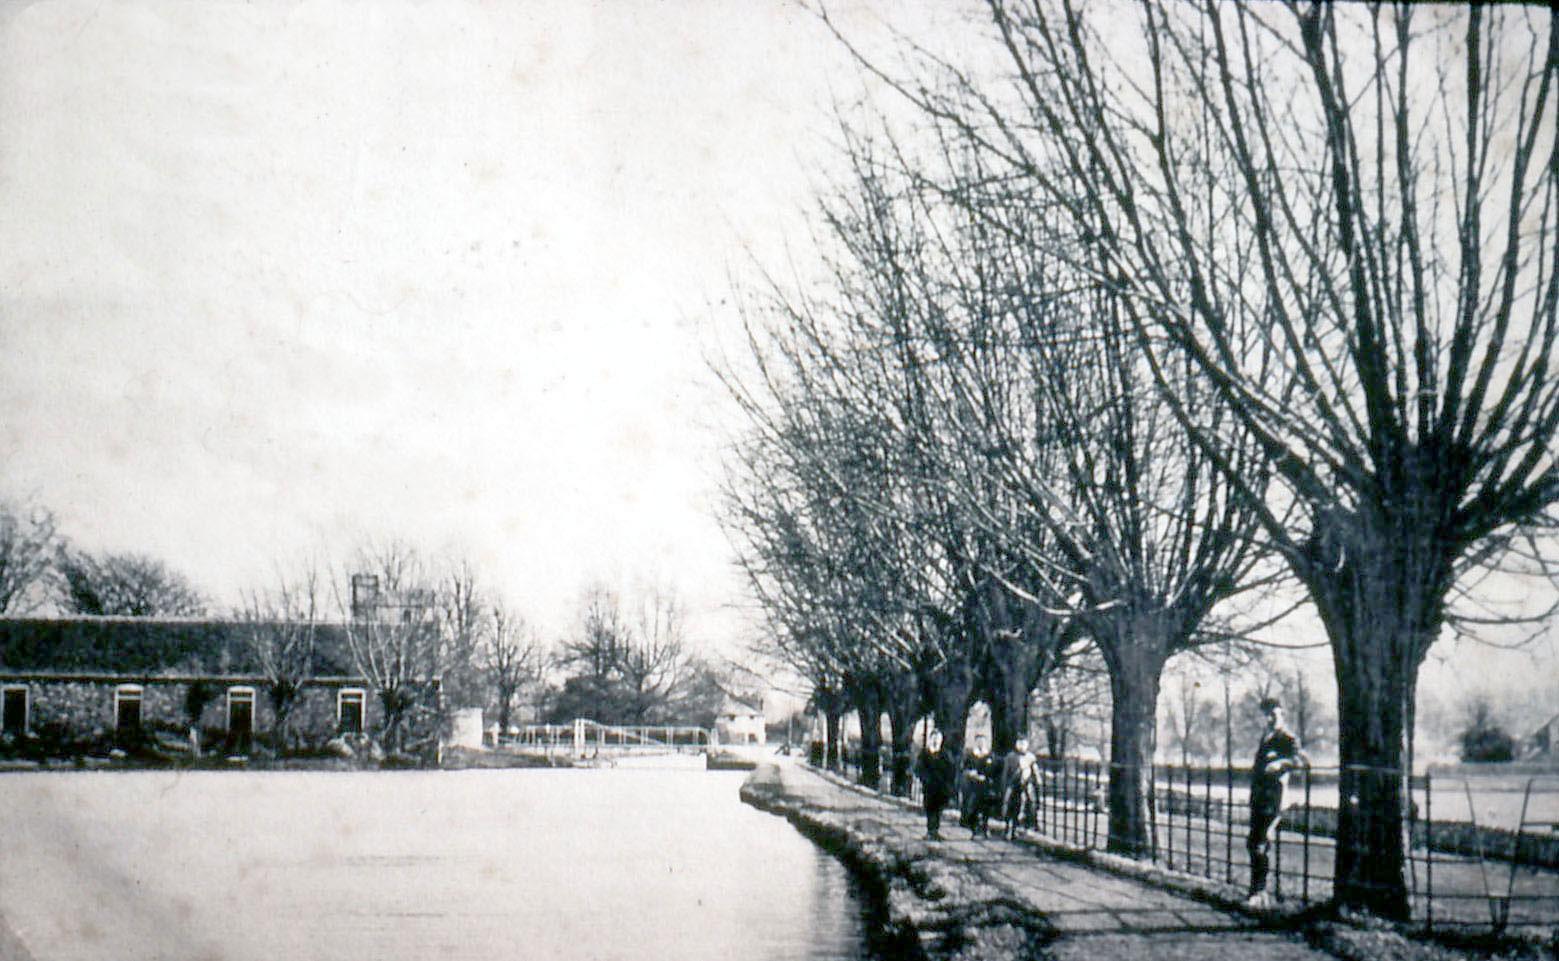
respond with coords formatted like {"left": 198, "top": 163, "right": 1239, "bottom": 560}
{"left": 802, "top": 117, "right": 1275, "bottom": 855}
{"left": 867, "top": 0, "right": 1559, "bottom": 916}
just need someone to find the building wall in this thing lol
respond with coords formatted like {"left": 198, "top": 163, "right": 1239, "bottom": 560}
{"left": 717, "top": 713, "right": 766, "bottom": 745}
{"left": 0, "top": 675, "right": 407, "bottom": 747}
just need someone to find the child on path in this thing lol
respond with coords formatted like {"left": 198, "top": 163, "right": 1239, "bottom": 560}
{"left": 998, "top": 736, "right": 1037, "bottom": 839}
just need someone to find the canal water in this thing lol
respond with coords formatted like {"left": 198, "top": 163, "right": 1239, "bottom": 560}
{"left": 0, "top": 764, "right": 876, "bottom": 961}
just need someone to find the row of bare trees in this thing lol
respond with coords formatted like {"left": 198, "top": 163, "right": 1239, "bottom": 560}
{"left": 719, "top": 1, "right": 1557, "bottom": 920}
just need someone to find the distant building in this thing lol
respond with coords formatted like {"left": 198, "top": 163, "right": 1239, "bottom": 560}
{"left": 1527, "top": 711, "right": 1559, "bottom": 763}
{"left": 714, "top": 696, "right": 765, "bottom": 746}
{"left": 350, "top": 574, "right": 435, "bottom": 624}
{"left": 0, "top": 615, "right": 437, "bottom": 753}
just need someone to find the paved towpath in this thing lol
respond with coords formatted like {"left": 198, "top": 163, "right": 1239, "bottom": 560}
{"left": 749, "top": 760, "right": 1341, "bottom": 961}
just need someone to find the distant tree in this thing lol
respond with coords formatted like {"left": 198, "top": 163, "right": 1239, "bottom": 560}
{"left": 237, "top": 561, "right": 326, "bottom": 754}
{"left": 55, "top": 548, "right": 205, "bottom": 616}
{"left": 1161, "top": 674, "right": 1217, "bottom": 767}
{"left": 339, "top": 542, "right": 440, "bottom": 752}
{"left": 1458, "top": 696, "right": 1516, "bottom": 763}
{"left": 1032, "top": 649, "right": 1109, "bottom": 762}
{"left": 548, "top": 582, "right": 702, "bottom": 725}
{"left": 0, "top": 497, "right": 58, "bottom": 614}
{"left": 484, "top": 602, "right": 543, "bottom": 736}
{"left": 436, "top": 558, "right": 489, "bottom": 710}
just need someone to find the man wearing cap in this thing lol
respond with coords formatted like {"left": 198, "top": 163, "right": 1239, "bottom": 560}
{"left": 1246, "top": 696, "right": 1309, "bottom": 907}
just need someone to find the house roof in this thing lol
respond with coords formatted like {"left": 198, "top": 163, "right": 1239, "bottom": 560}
{"left": 718, "top": 694, "right": 762, "bottom": 717}
{"left": 0, "top": 617, "right": 355, "bottom": 676}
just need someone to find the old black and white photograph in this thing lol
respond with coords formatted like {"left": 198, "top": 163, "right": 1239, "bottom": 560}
{"left": 0, "top": 2, "right": 1556, "bottom": 960}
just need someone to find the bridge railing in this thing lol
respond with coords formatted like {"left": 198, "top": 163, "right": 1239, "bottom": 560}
{"left": 503, "top": 719, "right": 713, "bottom": 757}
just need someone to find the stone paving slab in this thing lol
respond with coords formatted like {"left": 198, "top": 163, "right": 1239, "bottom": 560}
{"left": 751, "top": 760, "right": 1340, "bottom": 961}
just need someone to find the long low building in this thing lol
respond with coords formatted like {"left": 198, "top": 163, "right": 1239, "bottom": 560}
{"left": 0, "top": 617, "right": 438, "bottom": 755}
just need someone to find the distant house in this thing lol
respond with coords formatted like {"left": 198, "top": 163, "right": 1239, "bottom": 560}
{"left": 714, "top": 695, "right": 765, "bottom": 746}
{"left": 0, "top": 615, "right": 437, "bottom": 754}
{"left": 1527, "top": 712, "right": 1559, "bottom": 763}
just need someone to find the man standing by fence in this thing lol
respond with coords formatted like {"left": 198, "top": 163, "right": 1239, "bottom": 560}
{"left": 1247, "top": 696, "right": 1309, "bottom": 907}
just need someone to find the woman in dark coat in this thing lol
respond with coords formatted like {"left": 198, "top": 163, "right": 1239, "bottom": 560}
{"left": 915, "top": 729, "right": 958, "bottom": 840}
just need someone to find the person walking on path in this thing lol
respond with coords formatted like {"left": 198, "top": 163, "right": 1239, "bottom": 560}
{"left": 959, "top": 733, "right": 997, "bottom": 838}
{"left": 1246, "top": 696, "right": 1309, "bottom": 907}
{"left": 998, "top": 736, "right": 1037, "bottom": 839}
{"left": 914, "top": 729, "right": 958, "bottom": 840}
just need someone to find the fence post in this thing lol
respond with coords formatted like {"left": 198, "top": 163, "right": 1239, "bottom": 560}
{"left": 1302, "top": 766, "right": 1312, "bottom": 904}
{"left": 1185, "top": 764, "right": 1194, "bottom": 872}
{"left": 1425, "top": 771, "right": 1432, "bottom": 930}
{"left": 1204, "top": 764, "right": 1212, "bottom": 878}
{"left": 1225, "top": 759, "right": 1234, "bottom": 885}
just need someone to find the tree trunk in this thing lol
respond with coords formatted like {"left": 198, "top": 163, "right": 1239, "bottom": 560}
{"left": 850, "top": 679, "right": 885, "bottom": 789}
{"left": 982, "top": 629, "right": 1041, "bottom": 756}
{"left": 923, "top": 655, "right": 975, "bottom": 758}
{"left": 496, "top": 694, "right": 513, "bottom": 742}
{"left": 1305, "top": 506, "right": 1448, "bottom": 921}
{"left": 1096, "top": 617, "right": 1171, "bottom": 859}
{"left": 884, "top": 673, "right": 922, "bottom": 796}
{"left": 1333, "top": 673, "right": 1414, "bottom": 920}
{"left": 824, "top": 709, "right": 844, "bottom": 771}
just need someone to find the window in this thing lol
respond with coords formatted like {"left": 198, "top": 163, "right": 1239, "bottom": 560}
{"left": 2, "top": 685, "right": 27, "bottom": 735}
{"left": 115, "top": 684, "right": 143, "bottom": 731}
{"left": 338, "top": 688, "right": 365, "bottom": 734}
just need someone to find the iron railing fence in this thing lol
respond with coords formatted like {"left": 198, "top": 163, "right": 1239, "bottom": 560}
{"left": 830, "top": 752, "right": 1559, "bottom": 934}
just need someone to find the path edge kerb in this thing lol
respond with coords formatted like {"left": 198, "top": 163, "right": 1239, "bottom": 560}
{"left": 740, "top": 762, "right": 1062, "bottom": 961}
{"left": 804, "top": 763, "right": 1287, "bottom": 920}
{"left": 739, "top": 766, "right": 935, "bottom": 960}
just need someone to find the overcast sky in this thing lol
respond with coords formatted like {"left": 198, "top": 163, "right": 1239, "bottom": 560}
{"left": 0, "top": 0, "right": 1552, "bottom": 720}
{"left": 0, "top": 0, "right": 966, "bottom": 650}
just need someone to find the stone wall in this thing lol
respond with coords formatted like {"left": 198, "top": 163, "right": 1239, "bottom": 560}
{"left": 3, "top": 676, "right": 408, "bottom": 745}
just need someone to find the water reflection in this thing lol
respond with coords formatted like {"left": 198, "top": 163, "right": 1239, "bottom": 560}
{"left": 0, "top": 766, "right": 870, "bottom": 961}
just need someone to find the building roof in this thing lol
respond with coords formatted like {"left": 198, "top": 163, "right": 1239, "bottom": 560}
{"left": 718, "top": 694, "right": 762, "bottom": 717}
{"left": 0, "top": 617, "right": 355, "bottom": 676}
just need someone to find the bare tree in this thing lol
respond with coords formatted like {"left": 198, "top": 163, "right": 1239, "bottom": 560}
{"left": 1161, "top": 673, "right": 1216, "bottom": 767}
{"left": 1031, "top": 648, "right": 1109, "bottom": 762}
{"left": 340, "top": 542, "right": 440, "bottom": 752}
{"left": 0, "top": 497, "right": 57, "bottom": 614}
{"left": 55, "top": 548, "right": 205, "bottom": 616}
{"left": 484, "top": 601, "right": 542, "bottom": 736}
{"left": 237, "top": 560, "right": 326, "bottom": 754}
{"left": 436, "top": 557, "right": 489, "bottom": 710}
{"left": 551, "top": 582, "right": 700, "bottom": 725}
